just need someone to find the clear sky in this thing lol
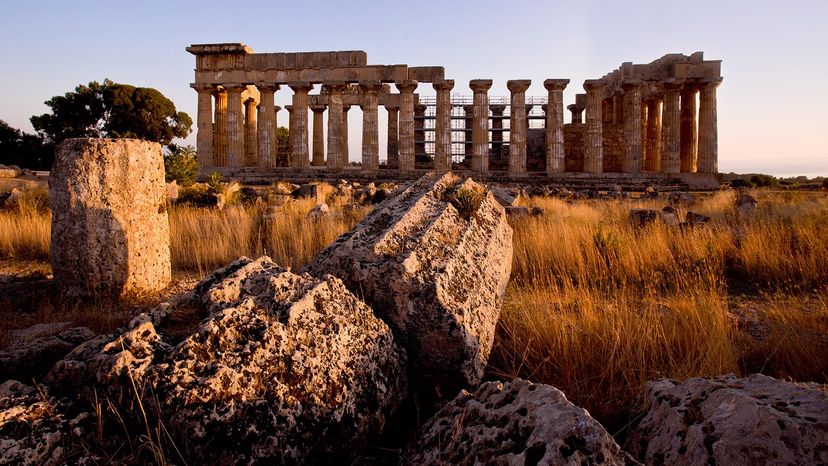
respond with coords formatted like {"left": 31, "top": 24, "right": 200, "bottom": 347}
{"left": 2, "top": 0, "right": 827, "bottom": 176}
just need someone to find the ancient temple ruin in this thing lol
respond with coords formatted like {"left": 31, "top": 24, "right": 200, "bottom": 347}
{"left": 187, "top": 44, "right": 722, "bottom": 187}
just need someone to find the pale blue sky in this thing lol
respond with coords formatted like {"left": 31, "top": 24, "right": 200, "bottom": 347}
{"left": 2, "top": 0, "right": 827, "bottom": 175}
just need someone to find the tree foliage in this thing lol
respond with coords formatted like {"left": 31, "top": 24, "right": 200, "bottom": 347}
{"left": 0, "top": 120, "right": 53, "bottom": 170}
{"left": 164, "top": 145, "right": 199, "bottom": 186}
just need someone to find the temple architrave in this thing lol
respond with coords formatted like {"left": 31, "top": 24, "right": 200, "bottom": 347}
{"left": 188, "top": 44, "right": 722, "bottom": 188}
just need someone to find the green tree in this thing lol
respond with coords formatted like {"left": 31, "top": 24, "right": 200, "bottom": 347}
{"left": 0, "top": 120, "right": 53, "bottom": 170}
{"left": 30, "top": 79, "right": 191, "bottom": 148}
{"left": 276, "top": 126, "right": 290, "bottom": 167}
{"left": 164, "top": 145, "right": 199, "bottom": 186}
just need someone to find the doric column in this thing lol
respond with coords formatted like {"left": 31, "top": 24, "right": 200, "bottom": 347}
{"left": 490, "top": 104, "right": 506, "bottom": 160}
{"left": 288, "top": 81, "right": 312, "bottom": 169}
{"left": 697, "top": 78, "right": 722, "bottom": 174}
{"left": 433, "top": 80, "right": 454, "bottom": 172}
{"left": 680, "top": 85, "right": 698, "bottom": 172}
{"left": 191, "top": 83, "right": 213, "bottom": 169}
{"left": 309, "top": 105, "right": 326, "bottom": 166}
{"left": 359, "top": 81, "right": 382, "bottom": 173}
{"left": 414, "top": 104, "right": 427, "bottom": 159}
{"left": 660, "top": 79, "right": 683, "bottom": 174}
{"left": 342, "top": 104, "right": 351, "bottom": 164}
{"left": 568, "top": 93, "right": 586, "bottom": 124}
{"left": 213, "top": 88, "right": 228, "bottom": 166}
{"left": 463, "top": 105, "right": 474, "bottom": 162}
{"left": 621, "top": 80, "right": 643, "bottom": 174}
{"left": 583, "top": 80, "right": 604, "bottom": 174}
{"left": 645, "top": 97, "right": 662, "bottom": 172}
{"left": 386, "top": 105, "right": 399, "bottom": 168}
{"left": 256, "top": 85, "right": 278, "bottom": 168}
{"left": 543, "top": 79, "right": 569, "bottom": 175}
{"left": 640, "top": 100, "right": 648, "bottom": 166}
{"left": 396, "top": 80, "right": 417, "bottom": 172}
{"left": 244, "top": 97, "right": 258, "bottom": 166}
{"left": 324, "top": 82, "right": 345, "bottom": 170}
{"left": 224, "top": 84, "right": 245, "bottom": 168}
{"left": 470, "top": 79, "right": 492, "bottom": 173}
{"left": 507, "top": 80, "right": 531, "bottom": 175}
{"left": 285, "top": 105, "right": 295, "bottom": 164}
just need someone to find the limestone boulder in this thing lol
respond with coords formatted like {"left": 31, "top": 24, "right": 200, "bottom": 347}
{"left": 0, "top": 164, "right": 22, "bottom": 178}
{"left": 3, "top": 187, "right": 24, "bottom": 209}
{"left": 307, "top": 202, "right": 331, "bottom": 221}
{"left": 505, "top": 205, "right": 530, "bottom": 218}
{"left": 736, "top": 192, "right": 758, "bottom": 217}
{"left": 490, "top": 185, "right": 521, "bottom": 206}
{"left": 306, "top": 173, "right": 513, "bottom": 402}
{"left": 626, "top": 374, "right": 828, "bottom": 466}
{"left": 402, "top": 379, "right": 639, "bottom": 466}
{"left": 660, "top": 206, "right": 681, "bottom": 227}
{"left": 0, "top": 325, "right": 95, "bottom": 381}
{"left": 49, "top": 138, "right": 171, "bottom": 297}
{"left": 630, "top": 209, "right": 659, "bottom": 228}
{"left": 684, "top": 211, "right": 711, "bottom": 227}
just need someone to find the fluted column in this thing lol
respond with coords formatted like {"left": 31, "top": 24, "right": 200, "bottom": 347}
{"left": 583, "top": 80, "right": 604, "bottom": 174}
{"left": 244, "top": 97, "right": 258, "bottom": 166}
{"left": 191, "top": 84, "right": 213, "bottom": 169}
{"left": 507, "top": 80, "right": 531, "bottom": 175}
{"left": 645, "top": 97, "right": 662, "bottom": 172}
{"left": 309, "top": 105, "right": 326, "bottom": 167}
{"left": 224, "top": 84, "right": 245, "bottom": 168}
{"left": 470, "top": 79, "right": 492, "bottom": 173}
{"left": 432, "top": 80, "right": 454, "bottom": 172}
{"left": 386, "top": 105, "right": 399, "bottom": 168}
{"left": 490, "top": 104, "right": 506, "bottom": 160}
{"left": 324, "top": 82, "right": 345, "bottom": 170}
{"left": 544, "top": 79, "right": 569, "bottom": 175}
{"left": 342, "top": 105, "right": 351, "bottom": 164}
{"left": 256, "top": 85, "right": 277, "bottom": 168}
{"left": 414, "top": 104, "right": 427, "bottom": 159}
{"left": 660, "top": 79, "right": 683, "bottom": 174}
{"left": 621, "top": 80, "right": 643, "bottom": 174}
{"left": 697, "top": 78, "right": 722, "bottom": 174}
{"left": 288, "top": 82, "right": 311, "bottom": 169}
{"left": 396, "top": 80, "right": 417, "bottom": 172}
{"left": 360, "top": 81, "right": 382, "bottom": 173}
{"left": 680, "top": 85, "right": 698, "bottom": 172}
{"left": 213, "top": 88, "right": 228, "bottom": 166}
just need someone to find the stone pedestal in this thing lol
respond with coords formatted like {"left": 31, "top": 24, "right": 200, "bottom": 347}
{"left": 433, "top": 80, "right": 454, "bottom": 172}
{"left": 697, "top": 78, "right": 721, "bottom": 174}
{"left": 621, "top": 80, "right": 643, "bottom": 174}
{"left": 50, "top": 138, "right": 171, "bottom": 297}
{"left": 289, "top": 82, "right": 312, "bottom": 169}
{"left": 244, "top": 97, "right": 258, "bottom": 166}
{"left": 680, "top": 86, "right": 698, "bottom": 172}
{"left": 583, "top": 80, "right": 604, "bottom": 174}
{"left": 192, "top": 84, "right": 213, "bottom": 169}
{"left": 360, "top": 81, "right": 382, "bottom": 172}
{"left": 507, "top": 80, "right": 531, "bottom": 175}
{"left": 660, "top": 79, "right": 683, "bottom": 174}
{"left": 213, "top": 88, "right": 227, "bottom": 166}
{"left": 396, "top": 80, "right": 417, "bottom": 172}
{"left": 386, "top": 106, "right": 399, "bottom": 168}
{"left": 543, "top": 79, "right": 569, "bottom": 175}
{"left": 324, "top": 82, "right": 345, "bottom": 170}
{"left": 645, "top": 98, "right": 662, "bottom": 172}
{"left": 310, "top": 105, "right": 326, "bottom": 167}
{"left": 257, "top": 85, "right": 278, "bottom": 168}
{"left": 225, "top": 85, "right": 245, "bottom": 167}
{"left": 470, "top": 79, "right": 493, "bottom": 173}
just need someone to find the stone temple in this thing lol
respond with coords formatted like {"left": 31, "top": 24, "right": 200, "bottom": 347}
{"left": 188, "top": 44, "right": 722, "bottom": 188}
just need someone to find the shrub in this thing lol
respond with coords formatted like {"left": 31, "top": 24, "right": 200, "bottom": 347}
{"left": 164, "top": 145, "right": 199, "bottom": 186}
{"left": 449, "top": 188, "right": 484, "bottom": 219}
{"left": 730, "top": 178, "right": 751, "bottom": 188}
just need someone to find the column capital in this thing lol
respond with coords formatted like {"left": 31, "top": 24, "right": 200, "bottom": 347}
{"left": 224, "top": 83, "right": 246, "bottom": 92}
{"left": 358, "top": 80, "right": 383, "bottom": 93}
{"left": 525, "top": 104, "right": 534, "bottom": 112}
{"left": 463, "top": 104, "right": 475, "bottom": 114}
{"left": 385, "top": 105, "right": 399, "bottom": 111}
{"left": 284, "top": 105, "right": 294, "bottom": 112}
{"left": 395, "top": 80, "right": 418, "bottom": 93}
{"left": 507, "top": 79, "right": 531, "bottom": 93}
{"left": 489, "top": 104, "right": 507, "bottom": 113}
{"left": 620, "top": 79, "right": 644, "bottom": 91}
{"left": 309, "top": 104, "right": 326, "bottom": 113}
{"left": 255, "top": 83, "right": 281, "bottom": 93}
{"left": 274, "top": 105, "right": 282, "bottom": 113}
{"left": 583, "top": 80, "right": 604, "bottom": 92}
{"left": 700, "top": 77, "right": 723, "bottom": 90}
{"left": 659, "top": 78, "right": 685, "bottom": 91}
{"left": 414, "top": 104, "right": 427, "bottom": 113}
{"left": 288, "top": 81, "right": 313, "bottom": 92}
{"left": 433, "top": 79, "right": 455, "bottom": 92}
{"left": 567, "top": 103, "right": 585, "bottom": 112}
{"left": 244, "top": 97, "right": 257, "bottom": 106}
{"left": 469, "top": 79, "right": 493, "bottom": 93}
{"left": 541, "top": 104, "right": 548, "bottom": 113}
{"left": 543, "top": 79, "right": 570, "bottom": 91}
{"left": 190, "top": 83, "right": 214, "bottom": 93}
{"left": 322, "top": 80, "right": 347, "bottom": 94}
{"left": 343, "top": 104, "right": 352, "bottom": 112}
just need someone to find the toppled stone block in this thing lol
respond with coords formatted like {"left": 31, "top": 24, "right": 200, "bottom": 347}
{"left": 49, "top": 138, "right": 171, "bottom": 297}
{"left": 0, "top": 164, "right": 22, "bottom": 178}
{"left": 735, "top": 192, "right": 758, "bottom": 217}
{"left": 505, "top": 205, "right": 530, "bottom": 218}
{"left": 626, "top": 374, "right": 828, "bottom": 466}
{"left": 490, "top": 185, "right": 521, "bottom": 206}
{"left": 307, "top": 202, "right": 331, "bottom": 221}
{"left": 660, "top": 206, "right": 681, "bottom": 227}
{"left": 306, "top": 173, "right": 513, "bottom": 402}
{"left": 684, "top": 211, "right": 711, "bottom": 227}
{"left": 0, "top": 326, "right": 95, "bottom": 381}
{"left": 630, "top": 209, "right": 659, "bottom": 228}
{"left": 402, "top": 379, "right": 639, "bottom": 466}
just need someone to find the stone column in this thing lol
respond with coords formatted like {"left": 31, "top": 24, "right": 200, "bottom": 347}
{"left": 433, "top": 80, "right": 454, "bottom": 172}
{"left": 463, "top": 105, "right": 474, "bottom": 163}
{"left": 645, "top": 97, "right": 662, "bottom": 172}
{"left": 191, "top": 84, "right": 213, "bottom": 169}
{"left": 583, "top": 80, "right": 604, "bottom": 174}
{"left": 621, "top": 80, "right": 643, "bottom": 174}
{"left": 507, "top": 80, "right": 531, "bottom": 175}
{"left": 386, "top": 105, "right": 399, "bottom": 168}
{"left": 396, "top": 80, "right": 417, "bottom": 172}
{"left": 680, "top": 85, "right": 698, "bottom": 172}
{"left": 543, "top": 79, "right": 569, "bottom": 175}
{"left": 310, "top": 105, "right": 326, "bottom": 166}
{"left": 360, "top": 81, "right": 382, "bottom": 173}
{"left": 660, "top": 79, "right": 683, "bottom": 174}
{"left": 414, "top": 104, "right": 427, "bottom": 159}
{"left": 697, "top": 78, "right": 722, "bottom": 174}
{"left": 324, "top": 82, "right": 345, "bottom": 170}
{"left": 256, "top": 85, "right": 278, "bottom": 168}
{"left": 213, "top": 88, "right": 228, "bottom": 166}
{"left": 225, "top": 84, "right": 245, "bottom": 168}
{"left": 568, "top": 94, "right": 586, "bottom": 124}
{"left": 342, "top": 105, "right": 351, "bottom": 164}
{"left": 288, "top": 82, "right": 312, "bottom": 169}
{"left": 640, "top": 101, "right": 648, "bottom": 166}
{"left": 244, "top": 97, "right": 258, "bottom": 166}
{"left": 470, "top": 79, "right": 492, "bottom": 173}
{"left": 490, "top": 104, "right": 506, "bottom": 160}
{"left": 285, "top": 105, "right": 295, "bottom": 165}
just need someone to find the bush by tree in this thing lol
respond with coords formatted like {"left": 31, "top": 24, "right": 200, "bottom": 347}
{"left": 730, "top": 178, "right": 752, "bottom": 188}
{"left": 750, "top": 174, "right": 779, "bottom": 187}
{"left": 164, "top": 145, "right": 199, "bottom": 186}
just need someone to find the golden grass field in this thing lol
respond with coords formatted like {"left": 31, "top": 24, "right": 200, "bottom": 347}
{"left": 1, "top": 185, "right": 826, "bottom": 432}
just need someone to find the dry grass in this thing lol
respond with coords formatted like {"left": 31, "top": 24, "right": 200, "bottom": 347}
{"left": 0, "top": 186, "right": 50, "bottom": 261}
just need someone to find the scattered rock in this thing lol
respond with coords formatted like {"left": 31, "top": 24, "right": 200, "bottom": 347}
{"left": 307, "top": 173, "right": 513, "bottom": 403}
{"left": 630, "top": 209, "right": 659, "bottom": 228}
{"left": 669, "top": 192, "right": 696, "bottom": 206}
{"left": 402, "top": 379, "right": 639, "bottom": 466}
{"left": 0, "top": 164, "right": 22, "bottom": 178}
{"left": 735, "top": 192, "right": 758, "bottom": 217}
{"left": 505, "top": 205, "right": 530, "bottom": 218}
{"left": 660, "top": 206, "right": 681, "bottom": 227}
{"left": 307, "top": 202, "right": 331, "bottom": 221}
{"left": 0, "top": 326, "right": 95, "bottom": 381}
{"left": 490, "top": 186, "right": 521, "bottom": 206}
{"left": 3, "top": 188, "right": 24, "bottom": 209}
{"left": 530, "top": 206, "right": 545, "bottom": 217}
{"left": 684, "top": 211, "right": 711, "bottom": 227}
{"left": 626, "top": 374, "right": 828, "bottom": 466}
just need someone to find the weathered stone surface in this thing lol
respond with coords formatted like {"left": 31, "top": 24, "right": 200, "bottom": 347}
{"left": 306, "top": 173, "right": 513, "bottom": 401}
{"left": 736, "top": 192, "right": 758, "bottom": 217}
{"left": 630, "top": 209, "right": 659, "bottom": 228}
{"left": 166, "top": 180, "right": 179, "bottom": 202}
{"left": 490, "top": 185, "right": 521, "bottom": 206}
{"left": 505, "top": 205, "right": 530, "bottom": 218}
{"left": 660, "top": 205, "right": 681, "bottom": 227}
{"left": 0, "top": 164, "right": 22, "bottom": 178}
{"left": 684, "top": 211, "right": 711, "bottom": 227}
{"left": 402, "top": 379, "right": 639, "bottom": 466}
{"left": 49, "top": 138, "right": 171, "bottom": 297}
{"left": 307, "top": 202, "right": 331, "bottom": 221}
{"left": 627, "top": 374, "right": 828, "bottom": 466}
{"left": 3, "top": 188, "right": 24, "bottom": 209}
{"left": 0, "top": 326, "right": 95, "bottom": 381}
